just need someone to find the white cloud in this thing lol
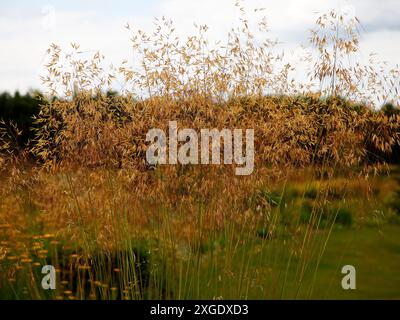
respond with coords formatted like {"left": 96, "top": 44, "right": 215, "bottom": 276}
{"left": 0, "top": 0, "right": 398, "bottom": 93}
{"left": 0, "top": 7, "right": 143, "bottom": 92}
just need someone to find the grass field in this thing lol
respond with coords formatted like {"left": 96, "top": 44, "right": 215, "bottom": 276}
{"left": 313, "top": 225, "right": 400, "bottom": 299}
{"left": 1, "top": 166, "right": 399, "bottom": 300}
{"left": 180, "top": 225, "right": 400, "bottom": 300}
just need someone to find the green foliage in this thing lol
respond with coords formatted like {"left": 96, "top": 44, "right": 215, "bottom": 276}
{"left": 304, "top": 187, "right": 318, "bottom": 199}
{"left": 249, "top": 188, "right": 283, "bottom": 213}
{"left": 334, "top": 207, "right": 353, "bottom": 226}
{"left": 0, "top": 91, "right": 41, "bottom": 150}
{"left": 387, "top": 190, "right": 400, "bottom": 215}
{"left": 299, "top": 201, "right": 353, "bottom": 228}
{"left": 299, "top": 201, "right": 314, "bottom": 224}
{"left": 381, "top": 104, "right": 400, "bottom": 163}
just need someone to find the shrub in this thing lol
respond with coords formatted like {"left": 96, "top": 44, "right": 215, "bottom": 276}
{"left": 304, "top": 187, "right": 318, "bottom": 199}
{"left": 334, "top": 208, "right": 353, "bottom": 226}
{"left": 299, "top": 201, "right": 314, "bottom": 224}
{"left": 0, "top": 92, "right": 41, "bottom": 150}
{"left": 387, "top": 190, "right": 400, "bottom": 215}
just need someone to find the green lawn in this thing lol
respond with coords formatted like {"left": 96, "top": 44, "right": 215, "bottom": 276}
{"left": 179, "top": 225, "right": 400, "bottom": 300}
{"left": 309, "top": 225, "right": 400, "bottom": 299}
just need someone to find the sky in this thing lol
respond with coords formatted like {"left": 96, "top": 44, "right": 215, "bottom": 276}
{"left": 0, "top": 0, "right": 399, "bottom": 94}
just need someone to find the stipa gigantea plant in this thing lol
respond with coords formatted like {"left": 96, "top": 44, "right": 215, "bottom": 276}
{"left": 0, "top": 120, "right": 31, "bottom": 171}
{"left": 29, "top": 3, "right": 399, "bottom": 171}
{"left": 308, "top": 10, "right": 400, "bottom": 107}
{"left": 309, "top": 10, "right": 361, "bottom": 98}
{"left": 0, "top": 161, "right": 399, "bottom": 299}
{"left": 0, "top": 120, "right": 23, "bottom": 157}
{"left": 28, "top": 94, "right": 400, "bottom": 171}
